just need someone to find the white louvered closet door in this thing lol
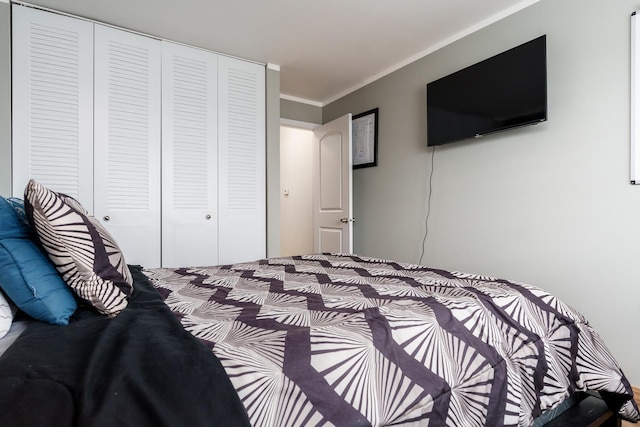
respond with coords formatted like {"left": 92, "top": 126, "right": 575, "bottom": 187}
{"left": 93, "top": 25, "right": 162, "bottom": 268}
{"left": 161, "top": 42, "right": 218, "bottom": 268}
{"left": 12, "top": 5, "right": 94, "bottom": 209}
{"left": 218, "top": 57, "right": 266, "bottom": 264}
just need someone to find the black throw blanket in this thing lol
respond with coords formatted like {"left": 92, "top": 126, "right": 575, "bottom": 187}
{"left": 0, "top": 266, "right": 250, "bottom": 427}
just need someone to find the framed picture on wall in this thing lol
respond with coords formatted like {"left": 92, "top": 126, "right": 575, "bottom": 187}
{"left": 352, "top": 108, "right": 378, "bottom": 169}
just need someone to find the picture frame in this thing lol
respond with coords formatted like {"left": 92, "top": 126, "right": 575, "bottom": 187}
{"left": 352, "top": 108, "right": 378, "bottom": 169}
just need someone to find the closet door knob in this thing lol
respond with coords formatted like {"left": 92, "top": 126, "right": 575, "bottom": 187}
{"left": 103, "top": 215, "right": 110, "bottom": 222}
{"left": 205, "top": 214, "right": 212, "bottom": 220}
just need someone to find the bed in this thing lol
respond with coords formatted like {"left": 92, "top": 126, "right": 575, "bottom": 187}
{"left": 142, "top": 253, "right": 640, "bottom": 427}
{"left": 0, "top": 183, "right": 639, "bottom": 426}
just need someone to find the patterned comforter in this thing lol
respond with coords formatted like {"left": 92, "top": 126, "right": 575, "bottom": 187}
{"left": 143, "top": 254, "right": 639, "bottom": 427}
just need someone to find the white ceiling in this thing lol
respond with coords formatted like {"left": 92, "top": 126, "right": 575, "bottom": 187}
{"left": 19, "top": 0, "right": 539, "bottom": 106}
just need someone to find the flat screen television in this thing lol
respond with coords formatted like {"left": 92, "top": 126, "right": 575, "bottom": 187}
{"left": 427, "top": 35, "right": 547, "bottom": 146}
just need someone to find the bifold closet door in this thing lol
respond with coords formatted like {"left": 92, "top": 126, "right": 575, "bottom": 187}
{"left": 218, "top": 57, "right": 266, "bottom": 264}
{"left": 93, "top": 25, "right": 162, "bottom": 268}
{"left": 12, "top": 5, "right": 94, "bottom": 209}
{"left": 161, "top": 41, "right": 218, "bottom": 268}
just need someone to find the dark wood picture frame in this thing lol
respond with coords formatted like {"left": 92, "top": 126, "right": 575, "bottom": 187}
{"left": 352, "top": 108, "right": 378, "bottom": 169}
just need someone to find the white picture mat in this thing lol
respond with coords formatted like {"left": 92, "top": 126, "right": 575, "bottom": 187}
{"left": 631, "top": 11, "right": 640, "bottom": 183}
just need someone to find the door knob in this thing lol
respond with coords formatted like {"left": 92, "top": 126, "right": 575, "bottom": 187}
{"left": 205, "top": 214, "right": 212, "bottom": 220}
{"left": 103, "top": 215, "right": 110, "bottom": 222}
{"left": 340, "top": 217, "right": 355, "bottom": 223}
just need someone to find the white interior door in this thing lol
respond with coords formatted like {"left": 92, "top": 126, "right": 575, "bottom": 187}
{"left": 11, "top": 5, "right": 94, "bottom": 207}
{"left": 93, "top": 24, "right": 162, "bottom": 268}
{"left": 161, "top": 41, "right": 218, "bottom": 268}
{"left": 313, "top": 114, "right": 353, "bottom": 254}
{"left": 218, "top": 57, "right": 266, "bottom": 264}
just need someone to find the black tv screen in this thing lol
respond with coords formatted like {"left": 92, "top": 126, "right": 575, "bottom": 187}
{"left": 427, "top": 35, "right": 547, "bottom": 146}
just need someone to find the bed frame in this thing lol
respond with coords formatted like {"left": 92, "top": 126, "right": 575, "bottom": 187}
{"left": 545, "top": 393, "right": 621, "bottom": 427}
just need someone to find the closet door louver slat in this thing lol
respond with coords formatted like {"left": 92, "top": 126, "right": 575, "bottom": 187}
{"left": 12, "top": 6, "right": 94, "bottom": 208}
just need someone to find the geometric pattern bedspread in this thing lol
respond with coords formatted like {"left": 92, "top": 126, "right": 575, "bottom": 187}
{"left": 143, "top": 254, "right": 639, "bottom": 426}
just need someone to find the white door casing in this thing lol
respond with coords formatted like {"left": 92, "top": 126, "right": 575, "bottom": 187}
{"left": 313, "top": 114, "right": 353, "bottom": 254}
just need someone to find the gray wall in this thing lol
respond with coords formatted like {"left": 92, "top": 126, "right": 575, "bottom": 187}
{"left": 281, "top": 98, "right": 322, "bottom": 124}
{"left": 0, "top": 1, "right": 10, "bottom": 196}
{"left": 266, "top": 66, "right": 281, "bottom": 257}
{"left": 324, "top": 0, "right": 640, "bottom": 386}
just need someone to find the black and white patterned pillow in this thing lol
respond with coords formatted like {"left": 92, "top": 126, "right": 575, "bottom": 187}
{"left": 24, "top": 179, "right": 133, "bottom": 317}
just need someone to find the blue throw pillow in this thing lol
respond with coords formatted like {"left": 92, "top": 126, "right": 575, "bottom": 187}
{"left": 0, "top": 197, "right": 29, "bottom": 240}
{"left": 0, "top": 196, "right": 77, "bottom": 325}
{"left": 6, "top": 197, "right": 32, "bottom": 234}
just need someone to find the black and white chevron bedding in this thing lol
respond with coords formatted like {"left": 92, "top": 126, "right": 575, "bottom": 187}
{"left": 144, "top": 253, "right": 640, "bottom": 427}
